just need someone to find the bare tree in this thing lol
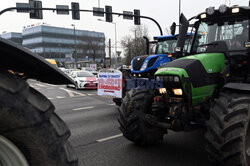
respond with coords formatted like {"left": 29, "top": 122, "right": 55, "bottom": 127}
{"left": 77, "top": 34, "right": 105, "bottom": 62}
{"left": 121, "top": 25, "right": 150, "bottom": 65}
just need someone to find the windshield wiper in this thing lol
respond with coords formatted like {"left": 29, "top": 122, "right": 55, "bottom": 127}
{"left": 198, "top": 43, "right": 219, "bottom": 47}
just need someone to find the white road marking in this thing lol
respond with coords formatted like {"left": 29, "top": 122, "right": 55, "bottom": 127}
{"left": 87, "top": 93, "right": 95, "bottom": 96}
{"left": 56, "top": 96, "right": 65, "bottom": 99}
{"left": 108, "top": 103, "right": 116, "bottom": 106}
{"left": 96, "top": 134, "right": 123, "bottom": 142}
{"left": 43, "top": 83, "right": 57, "bottom": 87}
{"left": 48, "top": 97, "right": 54, "bottom": 100}
{"left": 35, "top": 83, "right": 47, "bottom": 87}
{"left": 72, "top": 106, "right": 94, "bottom": 111}
{"left": 60, "top": 88, "right": 86, "bottom": 97}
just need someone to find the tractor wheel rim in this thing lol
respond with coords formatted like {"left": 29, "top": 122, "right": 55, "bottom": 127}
{"left": 0, "top": 135, "right": 29, "bottom": 166}
{"left": 246, "top": 122, "right": 250, "bottom": 165}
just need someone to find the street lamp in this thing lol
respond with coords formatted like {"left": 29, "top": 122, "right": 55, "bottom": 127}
{"left": 71, "top": 24, "right": 77, "bottom": 65}
{"left": 97, "top": 19, "right": 117, "bottom": 67}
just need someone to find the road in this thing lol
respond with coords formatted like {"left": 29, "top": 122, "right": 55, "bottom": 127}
{"left": 28, "top": 80, "right": 212, "bottom": 166}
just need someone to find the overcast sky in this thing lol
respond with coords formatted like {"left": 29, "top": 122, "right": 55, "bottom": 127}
{"left": 0, "top": 0, "right": 249, "bottom": 53}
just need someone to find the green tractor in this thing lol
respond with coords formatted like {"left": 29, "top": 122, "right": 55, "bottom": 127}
{"left": 118, "top": 4, "right": 250, "bottom": 165}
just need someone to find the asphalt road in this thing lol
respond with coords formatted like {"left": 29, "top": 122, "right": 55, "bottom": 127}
{"left": 28, "top": 80, "right": 212, "bottom": 166}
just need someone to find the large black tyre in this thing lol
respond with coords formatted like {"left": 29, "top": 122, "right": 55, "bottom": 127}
{"left": 205, "top": 90, "right": 250, "bottom": 166}
{"left": 0, "top": 71, "right": 78, "bottom": 166}
{"left": 112, "top": 98, "right": 122, "bottom": 106}
{"left": 118, "top": 89, "right": 164, "bottom": 146}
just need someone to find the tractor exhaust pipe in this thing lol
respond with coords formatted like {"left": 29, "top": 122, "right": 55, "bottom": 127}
{"left": 143, "top": 36, "right": 150, "bottom": 55}
{"left": 175, "top": 13, "right": 189, "bottom": 58}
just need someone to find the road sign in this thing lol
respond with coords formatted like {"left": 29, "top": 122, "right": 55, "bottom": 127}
{"left": 123, "top": 11, "right": 133, "bottom": 20}
{"left": 56, "top": 5, "right": 69, "bottom": 15}
{"left": 93, "top": 7, "right": 104, "bottom": 17}
{"left": 16, "top": 3, "right": 30, "bottom": 13}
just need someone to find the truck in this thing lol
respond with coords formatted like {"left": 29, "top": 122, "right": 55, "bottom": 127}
{"left": 118, "top": 4, "right": 250, "bottom": 166}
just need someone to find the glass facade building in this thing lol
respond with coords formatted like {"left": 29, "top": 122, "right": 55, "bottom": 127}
{"left": 21, "top": 25, "right": 105, "bottom": 63}
{"left": 1, "top": 32, "right": 22, "bottom": 45}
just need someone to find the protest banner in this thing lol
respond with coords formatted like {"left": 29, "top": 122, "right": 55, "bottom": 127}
{"left": 98, "top": 72, "right": 122, "bottom": 98}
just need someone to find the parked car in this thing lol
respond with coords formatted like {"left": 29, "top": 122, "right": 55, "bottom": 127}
{"left": 71, "top": 70, "right": 98, "bottom": 89}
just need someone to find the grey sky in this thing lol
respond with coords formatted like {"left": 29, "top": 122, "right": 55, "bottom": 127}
{"left": 0, "top": 0, "right": 249, "bottom": 53}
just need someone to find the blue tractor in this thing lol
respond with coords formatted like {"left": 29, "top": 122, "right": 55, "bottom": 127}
{"left": 113, "top": 33, "right": 192, "bottom": 106}
{"left": 131, "top": 34, "right": 191, "bottom": 79}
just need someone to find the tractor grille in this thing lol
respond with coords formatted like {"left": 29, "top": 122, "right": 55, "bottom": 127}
{"left": 147, "top": 57, "right": 159, "bottom": 68}
{"left": 133, "top": 55, "right": 147, "bottom": 71}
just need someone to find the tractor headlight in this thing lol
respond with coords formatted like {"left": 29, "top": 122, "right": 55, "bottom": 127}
{"left": 219, "top": 4, "right": 227, "bottom": 13}
{"left": 140, "top": 60, "right": 148, "bottom": 71}
{"left": 156, "top": 76, "right": 162, "bottom": 82}
{"left": 232, "top": 7, "right": 239, "bottom": 13}
{"left": 175, "top": 47, "right": 181, "bottom": 52}
{"left": 200, "top": 14, "right": 207, "bottom": 19}
{"left": 173, "top": 89, "right": 183, "bottom": 95}
{"left": 159, "top": 88, "right": 167, "bottom": 94}
{"left": 174, "top": 76, "right": 180, "bottom": 82}
{"left": 206, "top": 7, "right": 215, "bottom": 15}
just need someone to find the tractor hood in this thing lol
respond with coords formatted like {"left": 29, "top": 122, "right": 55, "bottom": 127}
{"left": 155, "top": 53, "right": 226, "bottom": 88}
{"left": 0, "top": 37, "right": 74, "bottom": 85}
{"left": 132, "top": 54, "right": 170, "bottom": 73}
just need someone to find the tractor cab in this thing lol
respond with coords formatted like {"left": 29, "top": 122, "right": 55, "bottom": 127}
{"left": 131, "top": 34, "right": 192, "bottom": 78}
{"left": 189, "top": 5, "right": 250, "bottom": 81}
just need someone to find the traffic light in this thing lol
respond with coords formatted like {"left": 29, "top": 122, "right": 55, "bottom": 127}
{"left": 71, "top": 2, "right": 80, "bottom": 20}
{"left": 134, "top": 9, "right": 140, "bottom": 25}
{"left": 29, "top": 0, "right": 43, "bottom": 19}
{"left": 105, "top": 6, "right": 113, "bottom": 22}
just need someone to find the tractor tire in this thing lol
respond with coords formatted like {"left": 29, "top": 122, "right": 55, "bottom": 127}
{"left": 205, "top": 90, "right": 250, "bottom": 166}
{"left": 75, "top": 82, "right": 78, "bottom": 90}
{"left": 112, "top": 98, "right": 122, "bottom": 106}
{"left": 118, "top": 89, "right": 164, "bottom": 146}
{"left": 0, "top": 71, "right": 78, "bottom": 166}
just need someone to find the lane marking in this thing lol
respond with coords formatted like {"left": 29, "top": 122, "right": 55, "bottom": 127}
{"left": 56, "top": 96, "right": 65, "bottom": 99}
{"left": 96, "top": 134, "right": 123, "bottom": 142}
{"left": 48, "top": 97, "right": 54, "bottom": 100}
{"left": 87, "top": 93, "right": 95, "bottom": 96}
{"left": 72, "top": 106, "right": 94, "bottom": 111}
{"left": 35, "top": 83, "right": 47, "bottom": 87}
{"left": 60, "top": 88, "right": 86, "bottom": 97}
{"left": 43, "top": 83, "right": 57, "bottom": 87}
{"left": 108, "top": 103, "right": 116, "bottom": 106}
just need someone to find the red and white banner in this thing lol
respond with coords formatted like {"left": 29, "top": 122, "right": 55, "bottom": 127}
{"left": 97, "top": 72, "right": 122, "bottom": 98}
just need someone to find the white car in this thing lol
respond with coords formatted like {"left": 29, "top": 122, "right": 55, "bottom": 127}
{"left": 71, "top": 71, "right": 98, "bottom": 89}
{"left": 81, "top": 67, "right": 98, "bottom": 76}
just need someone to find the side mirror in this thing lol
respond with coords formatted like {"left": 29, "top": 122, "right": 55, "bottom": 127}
{"left": 170, "top": 22, "right": 176, "bottom": 36}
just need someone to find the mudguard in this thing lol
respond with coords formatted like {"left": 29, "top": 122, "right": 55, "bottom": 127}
{"left": 0, "top": 37, "right": 74, "bottom": 85}
{"left": 223, "top": 83, "right": 250, "bottom": 91}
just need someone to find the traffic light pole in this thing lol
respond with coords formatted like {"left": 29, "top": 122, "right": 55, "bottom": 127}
{"left": 0, "top": 6, "right": 163, "bottom": 35}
